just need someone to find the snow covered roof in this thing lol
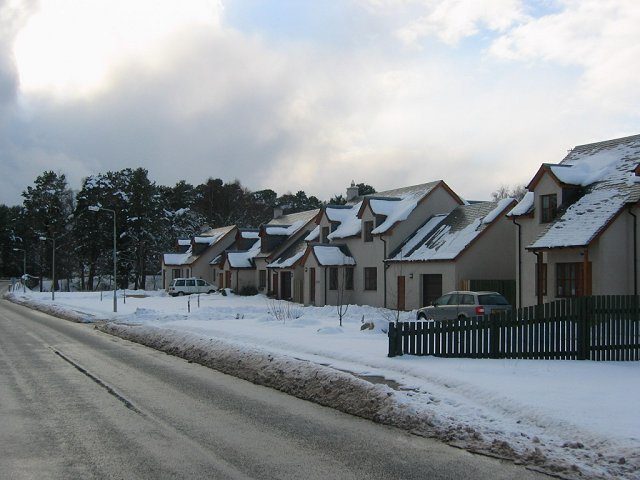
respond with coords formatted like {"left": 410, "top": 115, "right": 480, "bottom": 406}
{"left": 239, "top": 230, "right": 260, "bottom": 239}
{"left": 267, "top": 209, "right": 320, "bottom": 227}
{"left": 163, "top": 247, "right": 195, "bottom": 266}
{"left": 165, "top": 225, "right": 235, "bottom": 265}
{"left": 264, "top": 220, "right": 307, "bottom": 236}
{"left": 305, "top": 225, "right": 320, "bottom": 241}
{"left": 528, "top": 134, "right": 640, "bottom": 250}
{"left": 390, "top": 200, "right": 515, "bottom": 262}
{"left": 325, "top": 181, "right": 459, "bottom": 240}
{"left": 267, "top": 237, "right": 307, "bottom": 269}
{"left": 507, "top": 191, "right": 534, "bottom": 217}
{"left": 326, "top": 203, "right": 363, "bottom": 240}
{"left": 226, "top": 239, "right": 261, "bottom": 269}
{"left": 360, "top": 181, "right": 449, "bottom": 235}
{"left": 310, "top": 244, "right": 356, "bottom": 266}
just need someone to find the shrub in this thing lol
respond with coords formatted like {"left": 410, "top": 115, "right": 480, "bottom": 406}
{"left": 238, "top": 286, "right": 258, "bottom": 296}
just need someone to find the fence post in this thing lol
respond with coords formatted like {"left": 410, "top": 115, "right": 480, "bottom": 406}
{"left": 397, "top": 322, "right": 405, "bottom": 356}
{"left": 388, "top": 322, "right": 396, "bottom": 357}
{"left": 490, "top": 314, "right": 499, "bottom": 359}
{"left": 576, "top": 297, "right": 589, "bottom": 360}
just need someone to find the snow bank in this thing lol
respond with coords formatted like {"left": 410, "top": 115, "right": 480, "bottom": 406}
{"left": 7, "top": 290, "right": 640, "bottom": 479}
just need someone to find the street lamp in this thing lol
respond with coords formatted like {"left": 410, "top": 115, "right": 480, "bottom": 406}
{"left": 38, "top": 236, "right": 55, "bottom": 301}
{"left": 88, "top": 205, "right": 117, "bottom": 313}
{"left": 12, "top": 247, "right": 26, "bottom": 293}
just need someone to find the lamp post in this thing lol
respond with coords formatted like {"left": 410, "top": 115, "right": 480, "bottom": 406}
{"left": 12, "top": 248, "right": 26, "bottom": 293}
{"left": 38, "top": 236, "right": 55, "bottom": 300}
{"left": 88, "top": 206, "right": 117, "bottom": 313}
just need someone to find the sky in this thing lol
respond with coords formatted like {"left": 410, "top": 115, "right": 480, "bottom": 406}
{"left": 1, "top": 0, "right": 639, "bottom": 206}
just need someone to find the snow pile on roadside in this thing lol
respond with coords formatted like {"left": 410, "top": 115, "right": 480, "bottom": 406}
{"left": 4, "top": 291, "right": 97, "bottom": 323}
{"left": 7, "top": 290, "right": 640, "bottom": 479}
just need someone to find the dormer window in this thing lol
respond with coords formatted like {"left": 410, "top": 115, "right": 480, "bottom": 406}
{"left": 540, "top": 194, "right": 557, "bottom": 223}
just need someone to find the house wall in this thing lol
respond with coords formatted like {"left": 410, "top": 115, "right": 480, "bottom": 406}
{"left": 384, "top": 186, "right": 462, "bottom": 252}
{"left": 302, "top": 256, "right": 323, "bottom": 306}
{"left": 455, "top": 214, "right": 516, "bottom": 283}
{"left": 386, "top": 262, "right": 457, "bottom": 311}
{"left": 518, "top": 173, "right": 565, "bottom": 307}
{"left": 315, "top": 184, "right": 461, "bottom": 308}
{"left": 518, "top": 172, "right": 638, "bottom": 306}
{"left": 161, "top": 230, "right": 236, "bottom": 289}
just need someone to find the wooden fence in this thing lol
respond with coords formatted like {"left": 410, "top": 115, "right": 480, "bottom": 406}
{"left": 388, "top": 295, "right": 640, "bottom": 361}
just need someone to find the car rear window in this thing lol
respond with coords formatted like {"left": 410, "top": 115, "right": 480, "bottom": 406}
{"left": 478, "top": 294, "right": 509, "bottom": 306}
{"left": 175, "top": 280, "right": 185, "bottom": 287}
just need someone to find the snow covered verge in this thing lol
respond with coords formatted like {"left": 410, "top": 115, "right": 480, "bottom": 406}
{"left": 4, "top": 289, "right": 640, "bottom": 480}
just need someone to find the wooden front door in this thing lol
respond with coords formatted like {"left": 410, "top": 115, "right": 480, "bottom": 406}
{"left": 422, "top": 274, "right": 442, "bottom": 307}
{"left": 225, "top": 271, "right": 232, "bottom": 289}
{"left": 397, "top": 275, "right": 406, "bottom": 311}
{"left": 281, "top": 272, "right": 292, "bottom": 300}
{"left": 218, "top": 272, "right": 223, "bottom": 289}
{"left": 272, "top": 273, "right": 279, "bottom": 298}
{"left": 309, "top": 268, "right": 316, "bottom": 304}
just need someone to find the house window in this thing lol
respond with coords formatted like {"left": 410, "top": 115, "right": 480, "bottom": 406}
{"left": 363, "top": 221, "right": 374, "bottom": 242}
{"left": 364, "top": 267, "right": 377, "bottom": 290}
{"left": 329, "top": 267, "right": 338, "bottom": 290}
{"left": 535, "top": 263, "right": 547, "bottom": 296}
{"left": 556, "top": 263, "right": 584, "bottom": 297}
{"left": 540, "top": 194, "right": 557, "bottom": 223}
{"left": 259, "top": 270, "right": 267, "bottom": 289}
{"left": 322, "top": 226, "right": 330, "bottom": 243}
{"left": 172, "top": 268, "right": 181, "bottom": 279}
{"left": 345, "top": 267, "right": 354, "bottom": 290}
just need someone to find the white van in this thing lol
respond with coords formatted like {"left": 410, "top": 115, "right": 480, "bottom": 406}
{"left": 168, "top": 278, "right": 216, "bottom": 296}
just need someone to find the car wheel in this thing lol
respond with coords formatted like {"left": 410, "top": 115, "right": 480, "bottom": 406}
{"left": 457, "top": 314, "right": 467, "bottom": 320}
{"left": 417, "top": 313, "right": 427, "bottom": 320}
{"left": 177, "top": 291, "right": 184, "bottom": 296}
{"left": 207, "top": 290, "right": 215, "bottom": 294}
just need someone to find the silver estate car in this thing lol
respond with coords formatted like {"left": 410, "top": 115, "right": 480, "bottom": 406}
{"left": 416, "top": 291, "right": 511, "bottom": 321}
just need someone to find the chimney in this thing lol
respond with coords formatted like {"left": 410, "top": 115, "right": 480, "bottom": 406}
{"left": 273, "top": 206, "right": 284, "bottom": 219}
{"left": 346, "top": 180, "right": 359, "bottom": 202}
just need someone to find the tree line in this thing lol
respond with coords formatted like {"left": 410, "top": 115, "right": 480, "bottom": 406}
{"left": 0, "top": 169, "right": 375, "bottom": 290}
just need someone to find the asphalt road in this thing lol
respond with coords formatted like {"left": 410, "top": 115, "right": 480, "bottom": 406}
{"left": 0, "top": 295, "right": 551, "bottom": 479}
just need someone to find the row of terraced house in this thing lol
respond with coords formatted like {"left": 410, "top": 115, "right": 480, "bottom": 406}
{"left": 162, "top": 133, "right": 640, "bottom": 309}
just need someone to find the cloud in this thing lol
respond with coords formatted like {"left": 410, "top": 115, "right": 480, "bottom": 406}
{"left": 489, "top": 0, "right": 640, "bottom": 112}
{"left": 397, "top": 0, "right": 527, "bottom": 46}
{"left": 0, "top": 0, "right": 638, "bottom": 209}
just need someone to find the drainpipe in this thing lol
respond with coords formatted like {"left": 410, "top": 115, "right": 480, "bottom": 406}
{"left": 381, "top": 236, "right": 388, "bottom": 308}
{"left": 536, "top": 252, "right": 543, "bottom": 306}
{"left": 512, "top": 218, "right": 522, "bottom": 309}
{"left": 235, "top": 268, "right": 239, "bottom": 292}
{"left": 629, "top": 207, "right": 638, "bottom": 295}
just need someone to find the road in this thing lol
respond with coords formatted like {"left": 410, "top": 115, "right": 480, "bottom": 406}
{"left": 0, "top": 295, "right": 550, "bottom": 479}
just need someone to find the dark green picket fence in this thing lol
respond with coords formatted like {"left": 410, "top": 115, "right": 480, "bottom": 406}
{"left": 388, "top": 295, "right": 640, "bottom": 361}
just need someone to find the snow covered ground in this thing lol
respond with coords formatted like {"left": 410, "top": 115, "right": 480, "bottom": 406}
{"left": 6, "top": 288, "right": 639, "bottom": 479}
